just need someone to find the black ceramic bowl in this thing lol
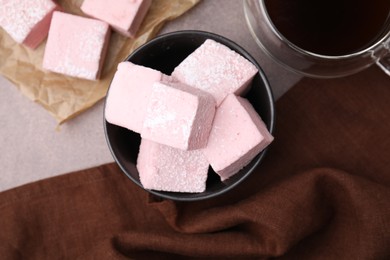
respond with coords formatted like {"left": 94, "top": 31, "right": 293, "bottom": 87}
{"left": 104, "top": 30, "right": 275, "bottom": 201}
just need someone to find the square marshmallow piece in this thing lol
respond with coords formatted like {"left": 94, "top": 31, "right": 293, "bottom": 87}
{"left": 142, "top": 81, "right": 216, "bottom": 151}
{"left": 172, "top": 39, "right": 258, "bottom": 106}
{"left": 43, "top": 11, "right": 110, "bottom": 80}
{"left": 81, "top": 0, "right": 152, "bottom": 37}
{"left": 137, "top": 139, "right": 209, "bottom": 193}
{"left": 0, "top": 0, "right": 60, "bottom": 49}
{"left": 105, "top": 62, "right": 170, "bottom": 133}
{"left": 203, "top": 94, "right": 274, "bottom": 181}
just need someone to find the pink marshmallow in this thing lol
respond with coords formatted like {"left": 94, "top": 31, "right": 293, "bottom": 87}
{"left": 172, "top": 39, "right": 258, "bottom": 106}
{"left": 0, "top": 0, "right": 60, "bottom": 49}
{"left": 137, "top": 139, "right": 209, "bottom": 193}
{"left": 141, "top": 81, "right": 216, "bottom": 150}
{"left": 105, "top": 62, "right": 170, "bottom": 133}
{"left": 81, "top": 0, "right": 152, "bottom": 37}
{"left": 203, "top": 94, "right": 274, "bottom": 181}
{"left": 42, "top": 11, "right": 111, "bottom": 80}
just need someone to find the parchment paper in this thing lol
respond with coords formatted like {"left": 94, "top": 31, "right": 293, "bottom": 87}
{"left": 0, "top": 0, "right": 200, "bottom": 124}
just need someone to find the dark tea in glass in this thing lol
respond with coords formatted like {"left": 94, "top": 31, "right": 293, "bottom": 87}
{"left": 264, "top": 0, "right": 390, "bottom": 56}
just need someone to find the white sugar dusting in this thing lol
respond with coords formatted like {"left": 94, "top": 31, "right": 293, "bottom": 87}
{"left": 52, "top": 56, "right": 95, "bottom": 80}
{"left": 141, "top": 82, "right": 214, "bottom": 150}
{"left": 144, "top": 109, "right": 176, "bottom": 129}
{"left": 172, "top": 39, "right": 258, "bottom": 104}
{"left": 138, "top": 139, "right": 208, "bottom": 193}
{"left": 79, "top": 22, "right": 109, "bottom": 63}
{"left": 143, "top": 85, "right": 178, "bottom": 130}
{"left": 0, "top": 0, "right": 55, "bottom": 43}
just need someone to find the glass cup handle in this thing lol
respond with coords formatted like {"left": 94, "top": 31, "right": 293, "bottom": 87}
{"left": 376, "top": 40, "right": 390, "bottom": 76}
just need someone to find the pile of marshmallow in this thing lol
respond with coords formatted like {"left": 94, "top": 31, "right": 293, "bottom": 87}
{"left": 0, "top": 0, "right": 152, "bottom": 80}
{"left": 105, "top": 39, "right": 274, "bottom": 193}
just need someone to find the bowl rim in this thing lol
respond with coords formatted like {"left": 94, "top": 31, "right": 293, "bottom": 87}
{"left": 104, "top": 30, "right": 275, "bottom": 201}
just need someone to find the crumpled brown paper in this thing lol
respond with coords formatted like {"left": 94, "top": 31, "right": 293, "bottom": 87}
{"left": 0, "top": 0, "right": 200, "bottom": 124}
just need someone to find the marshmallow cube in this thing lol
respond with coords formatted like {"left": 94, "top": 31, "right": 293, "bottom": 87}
{"left": 141, "top": 81, "right": 216, "bottom": 151}
{"left": 172, "top": 39, "right": 258, "bottom": 106}
{"left": 203, "top": 94, "right": 274, "bottom": 181}
{"left": 105, "top": 62, "right": 171, "bottom": 133}
{"left": 0, "top": 0, "right": 60, "bottom": 49}
{"left": 137, "top": 139, "right": 209, "bottom": 193}
{"left": 81, "top": 0, "right": 152, "bottom": 37}
{"left": 43, "top": 11, "right": 111, "bottom": 80}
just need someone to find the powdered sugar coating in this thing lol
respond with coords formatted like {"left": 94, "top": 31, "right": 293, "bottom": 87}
{"left": 172, "top": 39, "right": 258, "bottom": 106}
{"left": 0, "top": 0, "right": 57, "bottom": 46}
{"left": 81, "top": 0, "right": 152, "bottom": 37}
{"left": 42, "top": 11, "right": 110, "bottom": 80}
{"left": 141, "top": 81, "right": 216, "bottom": 150}
{"left": 137, "top": 139, "right": 209, "bottom": 193}
{"left": 203, "top": 94, "right": 274, "bottom": 181}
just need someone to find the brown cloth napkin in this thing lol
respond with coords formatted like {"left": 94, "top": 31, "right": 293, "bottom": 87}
{"left": 1, "top": 66, "right": 389, "bottom": 259}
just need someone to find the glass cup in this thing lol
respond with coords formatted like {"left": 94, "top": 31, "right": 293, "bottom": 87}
{"left": 243, "top": 0, "right": 390, "bottom": 78}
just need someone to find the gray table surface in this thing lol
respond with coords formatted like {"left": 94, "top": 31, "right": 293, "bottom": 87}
{"left": 0, "top": 0, "right": 300, "bottom": 192}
